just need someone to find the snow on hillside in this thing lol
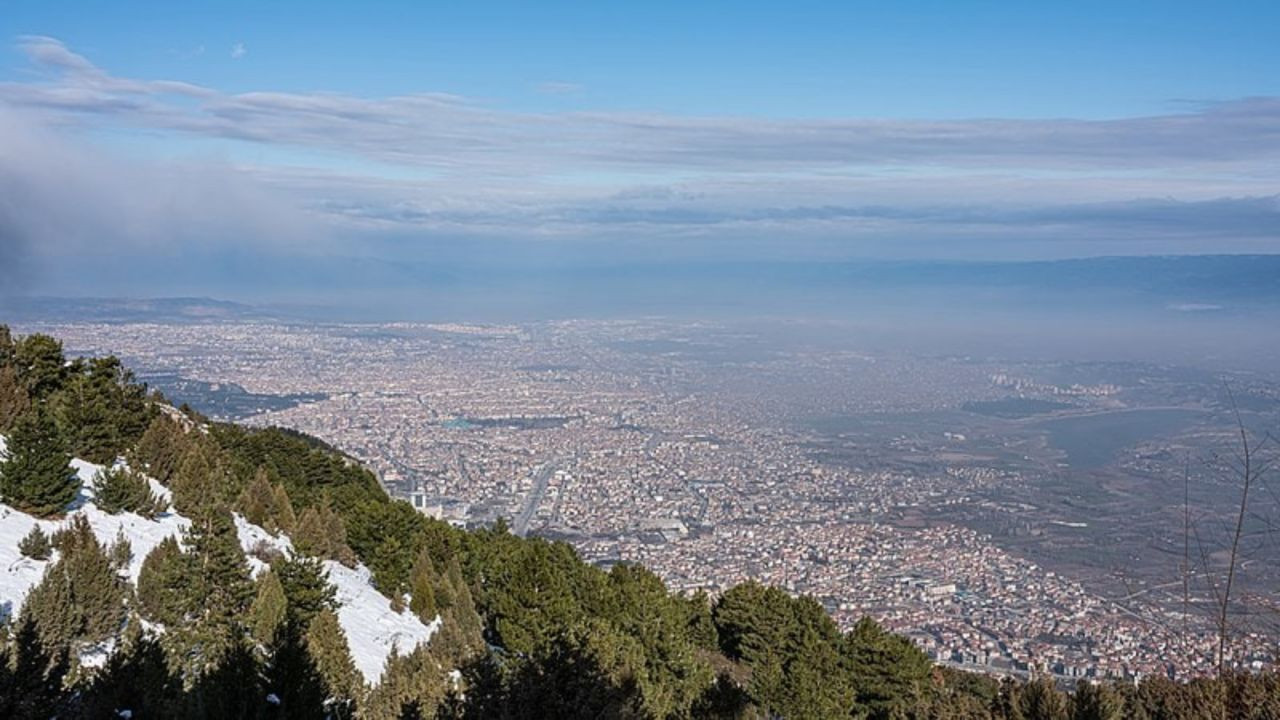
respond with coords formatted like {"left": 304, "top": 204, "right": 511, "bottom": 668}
{"left": 327, "top": 560, "right": 442, "bottom": 682}
{"left": 0, "top": 434, "right": 439, "bottom": 683}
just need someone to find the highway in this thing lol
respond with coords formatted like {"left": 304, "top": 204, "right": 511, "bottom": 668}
{"left": 513, "top": 460, "right": 561, "bottom": 537}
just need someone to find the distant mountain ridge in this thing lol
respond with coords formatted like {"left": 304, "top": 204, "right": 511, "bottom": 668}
{"left": 6, "top": 254, "right": 1279, "bottom": 323}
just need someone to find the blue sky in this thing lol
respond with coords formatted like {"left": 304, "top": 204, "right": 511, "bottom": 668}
{"left": 7, "top": 1, "right": 1280, "bottom": 118}
{"left": 1, "top": 1, "right": 1279, "bottom": 300}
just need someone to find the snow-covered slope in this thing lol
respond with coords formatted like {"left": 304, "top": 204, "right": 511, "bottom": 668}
{"left": 0, "top": 435, "right": 439, "bottom": 683}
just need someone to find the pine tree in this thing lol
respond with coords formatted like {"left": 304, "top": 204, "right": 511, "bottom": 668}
{"left": 171, "top": 439, "right": 227, "bottom": 517}
{"left": 291, "top": 503, "right": 324, "bottom": 557}
{"left": 276, "top": 555, "right": 338, "bottom": 630}
{"left": 273, "top": 483, "right": 298, "bottom": 533}
{"left": 94, "top": 464, "right": 168, "bottom": 517}
{"left": 264, "top": 620, "right": 329, "bottom": 719}
{"left": 1071, "top": 680, "right": 1124, "bottom": 720}
{"left": 369, "top": 534, "right": 415, "bottom": 598}
{"left": 18, "top": 558, "right": 78, "bottom": 652}
{"left": 306, "top": 609, "right": 363, "bottom": 718}
{"left": 181, "top": 638, "right": 266, "bottom": 719}
{"left": 257, "top": 558, "right": 340, "bottom": 719}
{"left": 131, "top": 413, "right": 189, "bottom": 484}
{"left": 53, "top": 514, "right": 127, "bottom": 642}
{"left": 52, "top": 361, "right": 121, "bottom": 465}
{"left": 408, "top": 547, "right": 438, "bottom": 621}
{"left": 19, "top": 514, "right": 127, "bottom": 651}
{"left": 17, "top": 524, "right": 52, "bottom": 560}
{"left": 13, "top": 333, "right": 66, "bottom": 400}
{"left": 0, "top": 365, "right": 31, "bottom": 433}
{"left": 110, "top": 527, "right": 133, "bottom": 571}
{"left": 137, "top": 535, "right": 192, "bottom": 626}
{"left": 0, "top": 406, "right": 79, "bottom": 517}
{"left": 0, "top": 324, "right": 12, "bottom": 365}
{"left": 1020, "top": 676, "right": 1069, "bottom": 720}
{"left": 324, "top": 504, "right": 358, "bottom": 567}
{"left": 843, "top": 615, "right": 932, "bottom": 717}
{"left": 250, "top": 569, "right": 289, "bottom": 647}
{"left": 444, "top": 556, "right": 485, "bottom": 649}
{"left": 237, "top": 467, "right": 294, "bottom": 535}
{"left": 994, "top": 678, "right": 1027, "bottom": 720}
{"left": 79, "top": 620, "right": 184, "bottom": 719}
{"left": 363, "top": 645, "right": 449, "bottom": 720}
{"left": 184, "top": 506, "right": 255, "bottom": 669}
{"left": 99, "top": 356, "right": 153, "bottom": 448}
{"left": 238, "top": 467, "right": 276, "bottom": 528}
{"left": 294, "top": 502, "right": 357, "bottom": 566}
{"left": 0, "top": 616, "right": 71, "bottom": 718}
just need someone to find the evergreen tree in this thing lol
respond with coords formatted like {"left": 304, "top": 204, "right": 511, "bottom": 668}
{"left": 487, "top": 621, "right": 649, "bottom": 720}
{"left": 237, "top": 467, "right": 295, "bottom": 535}
{"left": 13, "top": 333, "right": 66, "bottom": 400}
{"left": 239, "top": 467, "right": 277, "bottom": 528}
{"left": 407, "top": 546, "right": 439, "bottom": 621}
{"left": 18, "top": 558, "right": 78, "bottom": 652}
{"left": 275, "top": 555, "right": 338, "bottom": 630}
{"left": 0, "top": 617, "right": 71, "bottom": 719}
{"left": 17, "top": 524, "right": 52, "bottom": 560}
{"left": 19, "top": 514, "right": 127, "bottom": 652}
{"left": 1071, "top": 680, "right": 1123, "bottom": 720}
{"left": 136, "top": 535, "right": 192, "bottom": 626}
{"left": 52, "top": 359, "right": 120, "bottom": 465}
{"left": 250, "top": 569, "right": 289, "bottom": 647}
{"left": 78, "top": 620, "right": 184, "bottom": 718}
{"left": 171, "top": 439, "right": 228, "bottom": 517}
{"left": 1019, "top": 676, "right": 1069, "bottom": 720}
{"left": 273, "top": 483, "right": 298, "bottom": 533}
{"left": 593, "top": 563, "right": 714, "bottom": 719}
{"left": 844, "top": 615, "right": 933, "bottom": 718}
{"left": 0, "top": 406, "right": 79, "bottom": 517}
{"left": 444, "top": 556, "right": 486, "bottom": 651}
{"left": 110, "top": 527, "right": 133, "bottom": 571}
{"left": 293, "top": 501, "right": 358, "bottom": 567}
{"left": 181, "top": 638, "right": 266, "bottom": 719}
{"left": 0, "top": 324, "right": 12, "bottom": 365}
{"left": 363, "top": 645, "right": 449, "bottom": 720}
{"left": 183, "top": 506, "right": 255, "bottom": 670}
{"left": 264, "top": 621, "right": 328, "bottom": 720}
{"left": 259, "top": 558, "right": 342, "bottom": 719}
{"left": 0, "top": 365, "right": 31, "bottom": 433}
{"left": 995, "top": 678, "right": 1027, "bottom": 720}
{"left": 131, "top": 413, "right": 189, "bottom": 484}
{"left": 94, "top": 464, "right": 167, "bottom": 517}
{"left": 306, "top": 609, "right": 362, "bottom": 717}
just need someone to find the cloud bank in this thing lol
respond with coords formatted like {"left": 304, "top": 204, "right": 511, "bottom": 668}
{"left": 1, "top": 35, "right": 1278, "bottom": 302}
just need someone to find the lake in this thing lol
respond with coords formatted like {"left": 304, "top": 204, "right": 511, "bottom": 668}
{"left": 1037, "top": 408, "right": 1206, "bottom": 470}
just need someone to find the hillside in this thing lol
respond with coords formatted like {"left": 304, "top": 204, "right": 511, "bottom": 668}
{"left": 0, "top": 435, "right": 438, "bottom": 685}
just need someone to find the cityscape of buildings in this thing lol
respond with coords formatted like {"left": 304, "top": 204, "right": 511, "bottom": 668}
{"left": 24, "top": 319, "right": 1278, "bottom": 682}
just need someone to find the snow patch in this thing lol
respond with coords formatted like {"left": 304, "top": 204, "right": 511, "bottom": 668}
{"left": 326, "top": 560, "right": 441, "bottom": 683}
{"left": 234, "top": 513, "right": 293, "bottom": 577}
{"left": 0, "top": 434, "right": 440, "bottom": 685}
{"left": 0, "top": 450, "right": 188, "bottom": 616}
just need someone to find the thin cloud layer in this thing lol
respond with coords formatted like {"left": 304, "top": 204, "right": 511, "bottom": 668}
{"left": 8, "top": 37, "right": 1280, "bottom": 174}
{"left": 0, "top": 35, "right": 1278, "bottom": 290}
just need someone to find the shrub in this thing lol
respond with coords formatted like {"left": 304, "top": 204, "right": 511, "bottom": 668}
{"left": 94, "top": 465, "right": 168, "bottom": 518}
{"left": 18, "top": 524, "right": 53, "bottom": 560}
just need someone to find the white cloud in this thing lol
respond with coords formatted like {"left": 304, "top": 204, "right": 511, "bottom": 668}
{"left": 0, "top": 36, "right": 1278, "bottom": 266}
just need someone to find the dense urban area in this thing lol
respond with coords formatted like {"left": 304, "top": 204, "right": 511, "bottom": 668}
{"left": 23, "top": 318, "right": 1280, "bottom": 684}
